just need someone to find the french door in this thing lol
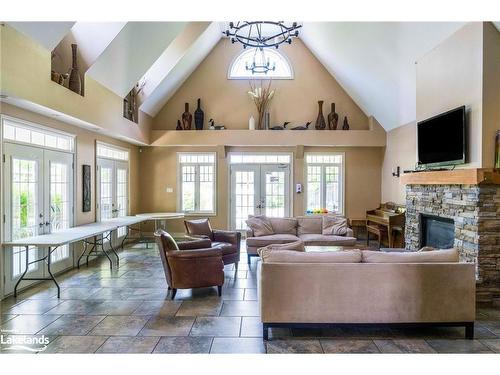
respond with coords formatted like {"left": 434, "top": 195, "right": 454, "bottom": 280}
{"left": 96, "top": 158, "right": 129, "bottom": 240}
{"left": 230, "top": 164, "right": 290, "bottom": 230}
{"left": 3, "top": 143, "right": 74, "bottom": 294}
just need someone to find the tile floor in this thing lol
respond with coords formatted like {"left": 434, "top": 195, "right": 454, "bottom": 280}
{"left": 1, "top": 242, "right": 499, "bottom": 354}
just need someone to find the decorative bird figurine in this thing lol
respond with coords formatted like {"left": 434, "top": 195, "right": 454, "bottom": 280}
{"left": 269, "top": 122, "right": 290, "bottom": 130}
{"left": 290, "top": 122, "right": 311, "bottom": 130}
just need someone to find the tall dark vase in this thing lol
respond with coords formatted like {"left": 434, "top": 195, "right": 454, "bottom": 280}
{"left": 182, "top": 103, "right": 192, "bottom": 130}
{"left": 495, "top": 130, "right": 500, "bottom": 169}
{"left": 327, "top": 102, "right": 339, "bottom": 130}
{"left": 315, "top": 100, "right": 326, "bottom": 130}
{"left": 68, "top": 44, "right": 82, "bottom": 95}
{"left": 342, "top": 116, "right": 350, "bottom": 130}
{"left": 194, "top": 98, "right": 204, "bottom": 130}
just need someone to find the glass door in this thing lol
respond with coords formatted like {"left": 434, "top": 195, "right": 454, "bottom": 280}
{"left": 3, "top": 143, "right": 44, "bottom": 294}
{"left": 115, "top": 161, "right": 129, "bottom": 239}
{"left": 44, "top": 149, "right": 74, "bottom": 273}
{"left": 230, "top": 165, "right": 260, "bottom": 230}
{"left": 230, "top": 163, "right": 290, "bottom": 230}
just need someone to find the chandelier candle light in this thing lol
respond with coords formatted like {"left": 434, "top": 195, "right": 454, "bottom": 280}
{"left": 248, "top": 80, "right": 275, "bottom": 130}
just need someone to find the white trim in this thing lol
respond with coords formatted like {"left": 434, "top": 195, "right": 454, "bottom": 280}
{"left": 304, "top": 151, "right": 346, "bottom": 215}
{"left": 227, "top": 48, "right": 294, "bottom": 80}
{"left": 1, "top": 115, "right": 75, "bottom": 154}
{"left": 177, "top": 152, "right": 217, "bottom": 215}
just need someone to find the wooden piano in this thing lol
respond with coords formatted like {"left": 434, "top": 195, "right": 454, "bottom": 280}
{"left": 366, "top": 202, "right": 406, "bottom": 248}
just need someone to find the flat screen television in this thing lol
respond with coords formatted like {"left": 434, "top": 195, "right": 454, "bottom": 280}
{"left": 417, "top": 106, "right": 466, "bottom": 167}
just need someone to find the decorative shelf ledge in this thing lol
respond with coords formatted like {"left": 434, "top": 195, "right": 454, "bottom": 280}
{"left": 400, "top": 168, "right": 500, "bottom": 185}
{"left": 150, "top": 128, "right": 386, "bottom": 147}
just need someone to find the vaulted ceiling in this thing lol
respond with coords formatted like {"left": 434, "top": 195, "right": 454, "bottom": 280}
{"left": 7, "top": 21, "right": 496, "bottom": 131}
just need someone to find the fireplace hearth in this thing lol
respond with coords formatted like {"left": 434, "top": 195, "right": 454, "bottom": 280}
{"left": 419, "top": 214, "right": 454, "bottom": 249}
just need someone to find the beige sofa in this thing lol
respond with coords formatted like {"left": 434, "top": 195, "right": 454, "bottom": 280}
{"left": 246, "top": 216, "right": 356, "bottom": 263}
{"left": 258, "top": 249, "right": 476, "bottom": 340}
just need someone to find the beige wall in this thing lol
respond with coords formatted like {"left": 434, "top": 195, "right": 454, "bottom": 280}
{"left": 138, "top": 145, "right": 383, "bottom": 232}
{"left": 153, "top": 39, "right": 369, "bottom": 130}
{"left": 482, "top": 22, "right": 500, "bottom": 168}
{"left": 381, "top": 122, "right": 417, "bottom": 204}
{"left": 416, "top": 22, "right": 484, "bottom": 168}
{"left": 0, "top": 24, "right": 152, "bottom": 145}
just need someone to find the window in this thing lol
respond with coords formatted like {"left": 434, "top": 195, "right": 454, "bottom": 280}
{"left": 96, "top": 141, "right": 129, "bottom": 161}
{"left": 229, "top": 153, "right": 291, "bottom": 164}
{"left": 305, "top": 153, "right": 344, "bottom": 214}
{"left": 228, "top": 48, "right": 293, "bottom": 79}
{"left": 2, "top": 117, "right": 75, "bottom": 152}
{"left": 178, "top": 153, "right": 216, "bottom": 214}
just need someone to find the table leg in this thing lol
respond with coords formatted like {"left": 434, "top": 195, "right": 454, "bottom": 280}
{"left": 77, "top": 240, "right": 88, "bottom": 269}
{"left": 46, "top": 246, "right": 61, "bottom": 298}
{"left": 101, "top": 233, "right": 114, "bottom": 269}
{"left": 108, "top": 230, "right": 120, "bottom": 267}
{"left": 14, "top": 246, "right": 30, "bottom": 298}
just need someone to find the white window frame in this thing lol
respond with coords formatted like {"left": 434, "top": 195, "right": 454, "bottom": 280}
{"left": 228, "top": 48, "right": 294, "bottom": 80}
{"left": 1, "top": 115, "right": 75, "bottom": 153}
{"left": 177, "top": 152, "right": 217, "bottom": 216}
{"left": 304, "top": 152, "right": 345, "bottom": 215}
{"left": 96, "top": 141, "right": 129, "bottom": 161}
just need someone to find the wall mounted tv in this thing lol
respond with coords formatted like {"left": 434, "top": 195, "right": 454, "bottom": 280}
{"left": 417, "top": 106, "right": 466, "bottom": 168}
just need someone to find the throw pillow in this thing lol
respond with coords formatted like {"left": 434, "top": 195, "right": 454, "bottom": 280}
{"left": 322, "top": 215, "right": 348, "bottom": 236}
{"left": 246, "top": 215, "right": 274, "bottom": 237}
{"left": 257, "top": 241, "right": 305, "bottom": 257}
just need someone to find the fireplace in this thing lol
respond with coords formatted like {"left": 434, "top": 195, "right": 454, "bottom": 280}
{"left": 419, "top": 214, "right": 454, "bottom": 249}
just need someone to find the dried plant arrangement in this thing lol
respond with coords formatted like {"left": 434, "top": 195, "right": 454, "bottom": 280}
{"left": 248, "top": 80, "right": 275, "bottom": 130}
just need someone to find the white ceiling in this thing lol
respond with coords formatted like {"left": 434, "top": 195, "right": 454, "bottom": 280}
{"left": 86, "top": 22, "right": 187, "bottom": 97}
{"left": 300, "top": 22, "right": 466, "bottom": 130}
{"left": 8, "top": 21, "right": 75, "bottom": 50}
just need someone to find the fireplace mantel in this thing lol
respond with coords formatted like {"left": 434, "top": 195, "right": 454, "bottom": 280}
{"left": 400, "top": 168, "right": 500, "bottom": 185}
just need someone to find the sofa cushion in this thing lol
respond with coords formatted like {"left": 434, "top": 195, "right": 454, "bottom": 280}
{"left": 246, "top": 234, "right": 300, "bottom": 247}
{"left": 246, "top": 215, "right": 274, "bottom": 237}
{"left": 257, "top": 240, "right": 305, "bottom": 254}
{"left": 362, "top": 249, "right": 459, "bottom": 263}
{"left": 268, "top": 217, "right": 298, "bottom": 235}
{"left": 259, "top": 249, "right": 362, "bottom": 263}
{"left": 297, "top": 216, "right": 323, "bottom": 235}
{"left": 299, "top": 233, "right": 357, "bottom": 246}
{"left": 322, "top": 215, "right": 348, "bottom": 236}
{"left": 184, "top": 218, "right": 213, "bottom": 239}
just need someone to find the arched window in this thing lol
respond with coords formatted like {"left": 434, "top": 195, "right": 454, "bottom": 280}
{"left": 228, "top": 48, "right": 293, "bottom": 79}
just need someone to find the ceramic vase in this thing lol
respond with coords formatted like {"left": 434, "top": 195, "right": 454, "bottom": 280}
{"left": 176, "top": 120, "right": 182, "bottom": 130}
{"left": 182, "top": 103, "right": 192, "bottom": 130}
{"left": 495, "top": 130, "right": 500, "bottom": 169}
{"left": 194, "top": 98, "right": 204, "bottom": 130}
{"left": 342, "top": 116, "right": 350, "bottom": 130}
{"left": 68, "top": 44, "right": 82, "bottom": 95}
{"left": 327, "top": 102, "right": 339, "bottom": 130}
{"left": 315, "top": 101, "right": 326, "bottom": 130}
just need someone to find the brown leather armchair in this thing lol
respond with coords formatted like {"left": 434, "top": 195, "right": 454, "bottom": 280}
{"left": 154, "top": 230, "right": 224, "bottom": 300}
{"left": 184, "top": 219, "right": 241, "bottom": 271}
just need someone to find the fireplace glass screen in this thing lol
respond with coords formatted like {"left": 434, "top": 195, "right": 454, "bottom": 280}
{"left": 420, "top": 214, "right": 455, "bottom": 249}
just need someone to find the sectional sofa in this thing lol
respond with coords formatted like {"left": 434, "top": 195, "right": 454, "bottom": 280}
{"left": 257, "top": 248, "right": 476, "bottom": 340}
{"left": 246, "top": 215, "right": 357, "bottom": 263}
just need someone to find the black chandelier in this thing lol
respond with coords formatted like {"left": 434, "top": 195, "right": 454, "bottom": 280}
{"left": 224, "top": 21, "right": 302, "bottom": 49}
{"left": 245, "top": 48, "right": 276, "bottom": 74}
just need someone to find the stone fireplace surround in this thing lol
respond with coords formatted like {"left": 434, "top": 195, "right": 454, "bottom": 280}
{"left": 405, "top": 183, "right": 500, "bottom": 304}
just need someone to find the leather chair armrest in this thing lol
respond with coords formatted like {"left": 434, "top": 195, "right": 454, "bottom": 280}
{"left": 213, "top": 230, "right": 241, "bottom": 246}
{"left": 177, "top": 237, "right": 212, "bottom": 250}
{"left": 167, "top": 247, "right": 222, "bottom": 259}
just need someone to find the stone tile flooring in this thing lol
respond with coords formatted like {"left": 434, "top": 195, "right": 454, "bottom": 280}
{"left": 0, "top": 242, "right": 499, "bottom": 354}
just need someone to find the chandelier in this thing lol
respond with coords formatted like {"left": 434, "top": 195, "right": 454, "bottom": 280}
{"left": 245, "top": 48, "right": 276, "bottom": 74}
{"left": 224, "top": 21, "right": 302, "bottom": 49}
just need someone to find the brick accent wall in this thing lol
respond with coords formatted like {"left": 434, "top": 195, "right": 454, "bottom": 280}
{"left": 405, "top": 184, "right": 500, "bottom": 304}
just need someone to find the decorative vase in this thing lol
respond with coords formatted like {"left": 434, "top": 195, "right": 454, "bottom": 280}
{"left": 342, "top": 116, "right": 350, "bottom": 130}
{"left": 327, "top": 102, "right": 339, "bottom": 130}
{"left": 68, "top": 44, "right": 82, "bottom": 95}
{"left": 495, "top": 130, "right": 500, "bottom": 169}
{"left": 182, "top": 103, "right": 192, "bottom": 130}
{"left": 265, "top": 112, "right": 270, "bottom": 130}
{"left": 249, "top": 115, "right": 255, "bottom": 130}
{"left": 315, "top": 100, "right": 326, "bottom": 130}
{"left": 194, "top": 98, "right": 204, "bottom": 130}
{"left": 176, "top": 120, "right": 182, "bottom": 130}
